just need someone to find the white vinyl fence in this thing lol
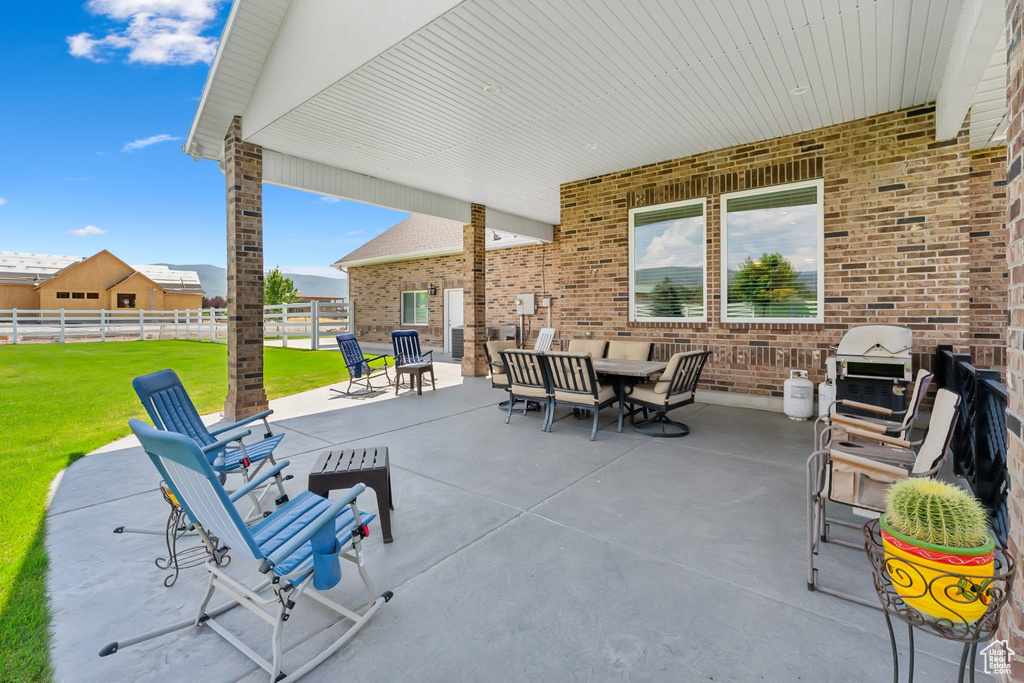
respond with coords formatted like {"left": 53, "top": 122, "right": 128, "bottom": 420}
{"left": 0, "top": 301, "right": 352, "bottom": 348}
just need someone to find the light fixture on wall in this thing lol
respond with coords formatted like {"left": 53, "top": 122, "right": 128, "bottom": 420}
{"left": 428, "top": 285, "right": 437, "bottom": 296}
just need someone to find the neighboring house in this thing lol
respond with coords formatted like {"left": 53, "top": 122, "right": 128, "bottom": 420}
{"left": 0, "top": 250, "right": 204, "bottom": 312}
{"left": 295, "top": 293, "right": 345, "bottom": 304}
{"left": 334, "top": 214, "right": 547, "bottom": 352}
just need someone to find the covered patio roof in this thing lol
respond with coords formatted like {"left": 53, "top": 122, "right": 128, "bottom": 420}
{"left": 186, "top": 0, "right": 1005, "bottom": 232}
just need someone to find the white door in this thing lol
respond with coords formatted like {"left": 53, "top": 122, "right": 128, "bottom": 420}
{"left": 444, "top": 288, "right": 464, "bottom": 354}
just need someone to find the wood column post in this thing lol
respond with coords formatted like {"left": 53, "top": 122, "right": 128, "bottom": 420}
{"left": 224, "top": 116, "right": 269, "bottom": 420}
{"left": 462, "top": 203, "right": 488, "bottom": 376}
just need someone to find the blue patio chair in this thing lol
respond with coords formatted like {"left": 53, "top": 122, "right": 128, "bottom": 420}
{"left": 100, "top": 420, "right": 391, "bottom": 682}
{"left": 330, "top": 332, "right": 393, "bottom": 395}
{"left": 391, "top": 329, "right": 436, "bottom": 395}
{"left": 133, "top": 369, "right": 291, "bottom": 521}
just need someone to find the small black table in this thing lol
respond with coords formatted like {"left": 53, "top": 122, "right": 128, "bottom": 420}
{"left": 308, "top": 447, "right": 395, "bottom": 543}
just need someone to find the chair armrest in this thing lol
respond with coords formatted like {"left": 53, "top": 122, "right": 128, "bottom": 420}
{"left": 209, "top": 410, "right": 275, "bottom": 435}
{"left": 201, "top": 428, "right": 252, "bottom": 454}
{"left": 364, "top": 354, "right": 390, "bottom": 365}
{"left": 260, "top": 484, "right": 366, "bottom": 573}
{"left": 829, "top": 414, "right": 887, "bottom": 433}
{"left": 228, "top": 461, "right": 291, "bottom": 503}
{"left": 842, "top": 426, "right": 912, "bottom": 448}
{"left": 830, "top": 450, "right": 909, "bottom": 481}
{"left": 422, "top": 350, "right": 433, "bottom": 360}
{"left": 838, "top": 399, "right": 893, "bottom": 416}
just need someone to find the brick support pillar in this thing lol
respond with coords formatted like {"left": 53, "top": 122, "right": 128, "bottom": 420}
{"left": 1002, "top": 1, "right": 1024, "bottom": 677}
{"left": 462, "top": 203, "right": 488, "bottom": 376}
{"left": 224, "top": 116, "right": 269, "bottom": 420}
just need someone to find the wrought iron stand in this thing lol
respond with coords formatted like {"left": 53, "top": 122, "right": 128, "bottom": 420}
{"left": 863, "top": 519, "right": 1015, "bottom": 683}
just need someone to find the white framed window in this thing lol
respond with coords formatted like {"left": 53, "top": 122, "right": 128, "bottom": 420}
{"left": 628, "top": 197, "right": 707, "bottom": 322}
{"left": 721, "top": 179, "right": 824, "bottom": 323}
{"left": 401, "top": 290, "right": 428, "bottom": 325}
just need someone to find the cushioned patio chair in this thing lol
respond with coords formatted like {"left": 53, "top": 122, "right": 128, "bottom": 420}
{"left": 534, "top": 327, "right": 556, "bottom": 351}
{"left": 391, "top": 329, "right": 435, "bottom": 395}
{"left": 544, "top": 352, "right": 617, "bottom": 440}
{"left": 499, "top": 349, "right": 552, "bottom": 429}
{"left": 625, "top": 350, "right": 711, "bottom": 437}
{"left": 133, "top": 369, "right": 291, "bottom": 521}
{"left": 605, "top": 340, "right": 654, "bottom": 361}
{"left": 486, "top": 339, "right": 519, "bottom": 401}
{"left": 331, "top": 332, "right": 392, "bottom": 396}
{"left": 567, "top": 339, "right": 608, "bottom": 358}
{"left": 806, "top": 388, "right": 960, "bottom": 606}
{"left": 815, "top": 368, "right": 933, "bottom": 451}
{"left": 100, "top": 420, "right": 391, "bottom": 682}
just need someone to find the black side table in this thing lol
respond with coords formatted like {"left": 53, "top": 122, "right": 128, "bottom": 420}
{"left": 863, "top": 518, "right": 1016, "bottom": 683}
{"left": 309, "top": 447, "right": 394, "bottom": 543}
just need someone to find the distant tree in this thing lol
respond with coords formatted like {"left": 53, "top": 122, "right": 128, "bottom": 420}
{"left": 730, "top": 252, "right": 807, "bottom": 316}
{"left": 649, "top": 276, "right": 683, "bottom": 317}
{"left": 264, "top": 267, "right": 299, "bottom": 305}
{"left": 202, "top": 296, "right": 226, "bottom": 308}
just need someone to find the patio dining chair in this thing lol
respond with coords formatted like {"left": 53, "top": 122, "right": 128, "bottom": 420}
{"left": 544, "top": 352, "right": 617, "bottom": 440}
{"left": 625, "top": 350, "right": 711, "bottom": 437}
{"left": 100, "top": 420, "right": 391, "bottom": 682}
{"left": 806, "top": 388, "right": 960, "bottom": 606}
{"left": 486, "top": 340, "right": 519, "bottom": 402}
{"left": 133, "top": 369, "right": 291, "bottom": 521}
{"left": 534, "top": 327, "right": 556, "bottom": 352}
{"left": 604, "top": 340, "right": 654, "bottom": 361}
{"left": 566, "top": 339, "right": 608, "bottom": 358}
{"left": 815, "top": 368, "right": 933, "bottom": 451}
{"left": 391, "top": 329, "right": 435, "bottom": 395}
{"left": 499, "top": 349, "right": 552, "bottom": 429}
{"left": 331, "top": 332, "right": 393, "bottom": 396}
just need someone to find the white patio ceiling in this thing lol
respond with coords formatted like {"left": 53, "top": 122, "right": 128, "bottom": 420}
{"left": 187, "top": 0, "right": 1006, "bottom": 231}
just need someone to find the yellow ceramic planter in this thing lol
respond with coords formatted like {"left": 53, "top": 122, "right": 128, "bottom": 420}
{"left": 879, "top": 515, "right": 995, "bottom": 624}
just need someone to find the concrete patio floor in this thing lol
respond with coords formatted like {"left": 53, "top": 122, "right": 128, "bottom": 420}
{"left": 47, "top": 361, "right": 990, "bottom": 682}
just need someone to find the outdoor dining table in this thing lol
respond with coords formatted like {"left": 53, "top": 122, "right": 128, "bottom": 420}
{"left": 591, "top": 358, "right": 667, "bottom": 432}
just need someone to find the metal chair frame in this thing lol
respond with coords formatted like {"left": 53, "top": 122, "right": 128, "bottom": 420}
{"left": 499, "top": 350, "right": 552, "bottom": 429}
{"left": 626, "top": 350, "right": 711, "bottom": 437}
{"left": 544, "top": 353, "right": 617, "bottom": 440}
{"left": 330, "top": 333, "right": 393, "bottom": 396}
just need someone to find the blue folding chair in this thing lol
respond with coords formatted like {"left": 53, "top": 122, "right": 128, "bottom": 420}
{"left": 133, "top": 369, "right": 291, "bottom": 520}
{"left": 100, "top": 420, "right": 391, "bottom": 682}
{"left": 330, "top": 332, "right": 392, "bottom": 396}
{"left": 391, "top": 329, "right": 435, "bottom": 395}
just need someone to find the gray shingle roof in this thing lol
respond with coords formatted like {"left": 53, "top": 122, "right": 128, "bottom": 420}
{"left": 332, "top": 214, "right": 463, "bottom": 267}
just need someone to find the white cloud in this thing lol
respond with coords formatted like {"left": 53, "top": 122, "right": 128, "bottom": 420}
{"left": 122, "top": 133, "right": 181, "bottom": 152}
{"left": 68, "top": 225, "right": 107, "bottom": 237}
{"left": 67, "top": 0, "right": 225, "bottom": 65}
{"left": 0, "top": 197, "right": 6, "bottom": 206}
{"left": 320, "top": 196, "right": 342, "bottom": 204}
{"left": 346, "top": 230, "right": 363, "bottom": 236}
{"left": 636, "top": 218, "right": 705, "bottom": 270}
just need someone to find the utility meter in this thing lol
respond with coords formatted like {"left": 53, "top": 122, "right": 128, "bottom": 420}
{"left": 515, "top": 293, "right": 536, "bottom": 315}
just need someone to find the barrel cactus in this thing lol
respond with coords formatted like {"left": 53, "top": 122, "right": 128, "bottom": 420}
{"left": 884, "top": 479, "right": 990, "bottom": 549}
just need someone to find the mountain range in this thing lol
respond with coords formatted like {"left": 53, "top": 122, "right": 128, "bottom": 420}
{"left": 160, "top": 264, "right": 348, "bottom": 299}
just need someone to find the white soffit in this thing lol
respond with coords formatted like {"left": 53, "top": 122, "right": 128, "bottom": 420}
{"left": 245, "top": 0, "right": 965, "bottom": 226}
{"left": 969, "top": 32, "right": 1009, "bottom": 148}
{"left": 935, "top": 0, "right": 1004, "bottom": 141}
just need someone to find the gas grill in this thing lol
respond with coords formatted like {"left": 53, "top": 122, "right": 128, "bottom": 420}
{"left": 830, "top": 325, "right": 913, "bottom": 414}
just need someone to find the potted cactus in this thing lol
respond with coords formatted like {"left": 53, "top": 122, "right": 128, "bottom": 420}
{"left": 879, "top": 479, "right": 994, "bottom": 623}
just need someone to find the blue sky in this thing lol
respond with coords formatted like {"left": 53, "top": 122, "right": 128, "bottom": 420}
{"left": 0, "top": 0, "right": 407, "bottom": 278}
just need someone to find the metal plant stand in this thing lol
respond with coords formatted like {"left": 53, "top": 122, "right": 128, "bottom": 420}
{"left": 863, "top": 519, "right": 1015, "bottom": 683}
{"left": 113, "top": 482, "right": 229, "bottom": 587}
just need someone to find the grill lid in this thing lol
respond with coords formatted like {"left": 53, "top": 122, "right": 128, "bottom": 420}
{"left": 835, "top": 325, "right": 912, "bottom": 358}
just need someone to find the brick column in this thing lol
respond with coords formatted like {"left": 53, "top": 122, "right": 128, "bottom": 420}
{"left": 462, "top": 203, "right": 488, "bottom": 376}
{"left": 1002, "top": 1, "right": 1024, "bottom": 677}
{"left": 224, "top": 116, "right": 269, "bottom": 420}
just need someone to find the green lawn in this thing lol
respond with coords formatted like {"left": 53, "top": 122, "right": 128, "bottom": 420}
{"left": 0, "top": 340, "right": 347, "bottom": 682}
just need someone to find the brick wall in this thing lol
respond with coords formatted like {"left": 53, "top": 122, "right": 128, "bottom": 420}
{"left": 969, "top": 147, "right": 1010, "bottom": 370}
{"left": 999, "top": 0, "right": 1024, "bottom": 674}
{"left": 349, "top": 105, "right": 1007, "bottom": 400}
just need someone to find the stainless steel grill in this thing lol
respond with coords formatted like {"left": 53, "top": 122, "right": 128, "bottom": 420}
{"left": 830, "top": 325, "right": 913, "bottom": 413}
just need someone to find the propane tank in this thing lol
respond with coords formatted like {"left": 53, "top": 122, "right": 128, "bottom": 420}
{"left": 818, "top": 378, "right": 835, "bottom": 417}
{"left": 784, "top": 369, "right": 814, "bottom": 420}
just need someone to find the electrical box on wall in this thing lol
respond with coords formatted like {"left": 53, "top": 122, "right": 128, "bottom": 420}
{"left": 541, "top": 297, "right": 551, "bottom": 308}
{"left": 515, "top": 293, "right": 536, "bottom": 315}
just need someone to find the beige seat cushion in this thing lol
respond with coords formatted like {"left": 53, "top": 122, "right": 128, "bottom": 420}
{"left": 554, "top": 384, "right": 615, "bottom": 405}
{"left": 567, "top": 339, "right": 608, "bottom": 358}
{"left": 491, "top": 373, "right": 510, "bottom": 387}
{"left": 510, "top": 384, "right": 549, "bottom": 399}
{"left": 486, "top": 340, "right": 517, "bottom": 374}
{"left": 629, "top": 383, "right": 692, "bottom": 406}
{"left": 605, "top": 340, "right": 652, "bottom": 361}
